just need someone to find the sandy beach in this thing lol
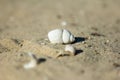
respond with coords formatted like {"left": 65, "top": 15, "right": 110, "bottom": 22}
{"left": 0, "top": 0, "right": 120, "bottom": 80}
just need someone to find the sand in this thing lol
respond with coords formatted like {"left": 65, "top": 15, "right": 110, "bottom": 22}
{"left": 0, "top": 0, "right": 120, "bottom": 80}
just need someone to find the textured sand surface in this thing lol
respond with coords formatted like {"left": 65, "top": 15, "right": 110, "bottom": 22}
{"left": 0, "top": 0, "right": 120, "bottom": 80}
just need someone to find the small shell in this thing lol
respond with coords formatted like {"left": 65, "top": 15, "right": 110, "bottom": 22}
{"left": 23, "top": 52, "right": 37, "bottom": 69}
{"left": 48, "top": 29, "right": 75, "bottom": 44}
{"left": 65, "top": 45, "right": 76, "bottom": 56}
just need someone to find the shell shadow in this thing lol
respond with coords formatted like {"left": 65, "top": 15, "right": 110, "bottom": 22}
{"left": 37, "top": 58, "right": 46, "bottom": 64}
{"left": 75, "top": 49, "right": 83, "bottom": 55}
{"left": 72, "top": 37, "right": 87, "bottom": 44}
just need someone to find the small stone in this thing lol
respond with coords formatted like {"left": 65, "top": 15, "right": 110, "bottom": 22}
{"left": 106, "top": 40, "right": 110, "bottom": 43}
{"left": 40, "top": 42, "right": 46, "bottom": 45}
{"left": 61, "top": 21, "right": 67, "bottom": 26}
{"left": 88, "top": 36, "right": 92, "bottom": 40}
{"left": 81, "top": 41, "right": 86, "bottom": 44}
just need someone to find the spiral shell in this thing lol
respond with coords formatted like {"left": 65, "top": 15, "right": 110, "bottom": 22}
{"left": 48, "top": 29, "right": 75, "bottom": 44}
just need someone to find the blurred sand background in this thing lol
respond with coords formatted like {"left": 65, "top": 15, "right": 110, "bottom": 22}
{"left": 0, "top": 0, "right": 120, "bottom": 80}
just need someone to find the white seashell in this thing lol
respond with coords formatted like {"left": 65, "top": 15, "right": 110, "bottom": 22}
{"left": 48, "top": 29, "right": 75, "bottom": 44}
{"left": 23, "top": 52, "right": 37, "bottom": 69}
{"left": 65, "top": 45, "right": 76, "bottom": 55}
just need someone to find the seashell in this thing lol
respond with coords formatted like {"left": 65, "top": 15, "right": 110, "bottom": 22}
{"left": 48, "top": 29, "right": 75, "bottom": 44}
{"left": 65, "top": 45, "right": 76, "bottom": 56}
{"left": 23, "top": 52, "right": 37, "bottom": 69}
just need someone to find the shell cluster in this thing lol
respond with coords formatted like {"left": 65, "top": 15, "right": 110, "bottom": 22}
{"left": 21, "top": 29, "right": 78, "bottom": 69}
{"left": 48, "top": 29, "right": 75, "bottom": 44}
